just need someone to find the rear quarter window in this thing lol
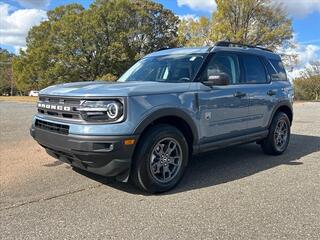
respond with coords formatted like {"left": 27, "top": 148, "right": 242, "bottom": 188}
{"left": 266, "top": 59, "right": 288, "bottom": 81}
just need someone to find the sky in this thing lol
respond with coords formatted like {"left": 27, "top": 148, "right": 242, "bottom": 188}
{"left": 1, "top": 0, "right": 320, "bottom": 78}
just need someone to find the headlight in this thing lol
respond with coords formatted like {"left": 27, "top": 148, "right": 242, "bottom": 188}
{"left": 77, "top": 100, "right": 124, "bottom": 122}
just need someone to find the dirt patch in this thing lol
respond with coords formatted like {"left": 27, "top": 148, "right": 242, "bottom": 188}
{"left": 0, "top": 96, "right": 38, "bottom": 103}
{"left": 0, "top": 139, "right": 51, "bottom": 188}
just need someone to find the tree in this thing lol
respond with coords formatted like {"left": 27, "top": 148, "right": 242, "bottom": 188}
{"left": 14, "top": 4, "right": 86, "bottom": 92}
{"left": 294, "top": 61, "right": 320, "bottom": 101}
{"left": 14, "top": 0, "right": 179, "bottom": 92}
{"left": 0, "top": 48, "right": 15, "bottom": 95}
{"left": 178, "top": 16, "right": 212, "bottom": 47}
{"left": 210, "top": 0, "right": 293, "bottom": 50}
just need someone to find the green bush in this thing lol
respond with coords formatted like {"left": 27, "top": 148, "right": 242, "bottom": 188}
{"left": 294, "top": 76, "right": 320, "bottom": 101}
{"left": 293, "top": 62, "right": 320, "bottom": 101}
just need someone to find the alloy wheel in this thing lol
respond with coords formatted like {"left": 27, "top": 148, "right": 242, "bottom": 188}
{"left": 149, "top": 137, "right": 183, "bottom": 183}
{"left": 274, "top": 119, "right": 288, "bottom": 151}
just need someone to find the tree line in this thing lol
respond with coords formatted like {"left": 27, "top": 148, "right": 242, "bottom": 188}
{"left": 0, "top": 48, "right": 15, "bottom": 95}
{"left": 0, "top": 0, "right": 318, "bottom": 100}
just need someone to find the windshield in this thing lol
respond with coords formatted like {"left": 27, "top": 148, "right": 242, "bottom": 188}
{"left": 118, "top": 54, "right": 205, "bottom": 82}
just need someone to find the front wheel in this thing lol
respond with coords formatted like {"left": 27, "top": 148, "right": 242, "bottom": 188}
{"left": 131, "top": 124, "right": 189, "bottom": 193}
{"left": 261, "top": 112, "right": 291, "bottom": 155}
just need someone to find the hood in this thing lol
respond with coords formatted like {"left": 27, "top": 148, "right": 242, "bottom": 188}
{"left": 39, "top": 81, "right": 191, "bottom": 97}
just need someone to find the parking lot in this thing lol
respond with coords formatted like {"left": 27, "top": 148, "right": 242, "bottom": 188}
{"left": 0, "top": 101, "right": 319, "bottom": 239}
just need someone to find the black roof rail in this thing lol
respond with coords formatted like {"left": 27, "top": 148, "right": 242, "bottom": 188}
{"left": 214, "top": 41, "right": 273, "bottom": 52}
{"left": 156, "top": 47, "right": 171, "bottom": 52}
{"left": 254, "top": 46, "right": 274, "bottom": 52}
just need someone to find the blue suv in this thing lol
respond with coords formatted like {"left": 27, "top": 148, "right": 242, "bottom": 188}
{"left": 30, "top": 41, "right": 294, "bottom": 193}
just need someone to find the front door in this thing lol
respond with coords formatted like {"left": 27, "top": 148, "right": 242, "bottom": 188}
{"left": 197, "top": 52, "right": 249, "bottom": 143}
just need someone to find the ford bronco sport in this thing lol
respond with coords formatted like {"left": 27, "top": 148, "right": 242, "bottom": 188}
{"left": 30, "top": 41, "right": 294, "bottom": 193}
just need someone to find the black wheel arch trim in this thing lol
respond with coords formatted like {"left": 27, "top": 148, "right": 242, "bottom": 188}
{"left": 133, "top": 108, "right": 199, "bottom": 145}
{"left": 268, "top": 100, "right": 293, "bottom": 127}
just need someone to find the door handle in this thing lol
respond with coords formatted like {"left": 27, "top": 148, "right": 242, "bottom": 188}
{"left": 267, "top": 90, "right": 277, "bottom": 96}
{"left": 234, "top": 91, "right": 246, "bottom": 98}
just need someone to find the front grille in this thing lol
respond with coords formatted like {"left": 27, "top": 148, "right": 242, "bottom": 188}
{"left": 37, "top": 97, "right": 81, "bottom": 120}
{"left": 35, "top": 119, "right": 69, "bottom": 135}
{"left": 39, "top": 97, "right": 81, "bottom": 104}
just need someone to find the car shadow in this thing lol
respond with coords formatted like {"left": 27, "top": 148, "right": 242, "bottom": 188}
{"left": 72, "top": 133, "right": 320, "bottom": 195}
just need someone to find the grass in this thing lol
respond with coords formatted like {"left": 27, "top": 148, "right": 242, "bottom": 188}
{"left": 0, "top": 96, "right": 38, "bottom": 103}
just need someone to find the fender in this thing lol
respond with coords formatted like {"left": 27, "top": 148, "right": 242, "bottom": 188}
{"left": 267, "top": 100, "right": 293, "bottom": 127}
{"left": 133, "top": 108, "right": 199, "bottom": 145}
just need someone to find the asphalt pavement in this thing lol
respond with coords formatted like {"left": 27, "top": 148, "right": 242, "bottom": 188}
{"left": 0, "top": 101, "right": 319, "bottom": 239}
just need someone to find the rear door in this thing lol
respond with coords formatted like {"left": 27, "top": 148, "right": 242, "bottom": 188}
{"left": 197, "top": 52, "right": 249, "bottom": 143}
{"left": 239, "top": 54, "right": 276, "bottom": 131}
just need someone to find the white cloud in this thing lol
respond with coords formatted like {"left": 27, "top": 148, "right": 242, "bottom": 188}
{"left": 177, "top": 0, "right": 216, "bottom": 12}
{"left": 283, "top": 41, "right": 320, "bottom": 66}
{"left": 278, "top": 37, "right": 320, "bottom": 79}
{"left": 275, "top": 0, "right": 320, "bottom": 18}
{"left": 0, "top": 3, "right": 47, "bottom": 52}
{"left": 289, "top": 44, "right": 320, "bottom": 79}
{"left": 15, "top": 0, "right": 50, "bottom": 9}
{"left": 177, "top": 14, "right": 199, "bottom": 21}
{"left": 298, "top": 45, "right": 320, "bottom": 64}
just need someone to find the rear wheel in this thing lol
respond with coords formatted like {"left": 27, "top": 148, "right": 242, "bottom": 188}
{"left": 261, "top": 112, "right": 290, "bottom": 155}
{"left": 131, "top": 124, "right": 189, "bottom": 193}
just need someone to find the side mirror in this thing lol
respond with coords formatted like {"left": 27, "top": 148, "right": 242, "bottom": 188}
{"left": 203, "top": 73, "right": 230, "bottom": 86}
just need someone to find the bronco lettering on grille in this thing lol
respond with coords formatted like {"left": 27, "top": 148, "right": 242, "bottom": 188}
{"left": 38, "top": 103, "right": 71, "bottom": 111}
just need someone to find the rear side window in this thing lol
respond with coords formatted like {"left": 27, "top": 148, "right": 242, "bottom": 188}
{"left": 242, "top": 55, "right": 267, "bottom": 83}
{"left": 268, "top": 59, "right": 287, "bottom": 81}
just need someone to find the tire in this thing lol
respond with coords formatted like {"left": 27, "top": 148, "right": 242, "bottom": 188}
{"left": 131, "top": 124, "right": 189, "bottom": 193}
{"left": 261, "top": 112, "right": 291, "bottom": 155}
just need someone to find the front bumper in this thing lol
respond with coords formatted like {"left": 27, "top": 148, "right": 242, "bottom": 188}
{"left": 30, "top": 126, "right": 138, "bottom": 181}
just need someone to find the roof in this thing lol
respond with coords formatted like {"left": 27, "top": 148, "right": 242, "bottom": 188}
{"left": 212, "top": 46, "right": 280, "bottom": 60}
{"left": 144, "top": 45, "right": 280, "bottom": 60}
{"left": 145, "top": 47, "right": 210, "bottom": 57}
